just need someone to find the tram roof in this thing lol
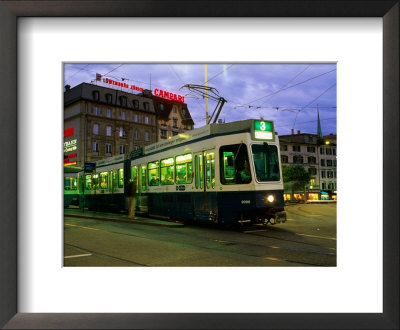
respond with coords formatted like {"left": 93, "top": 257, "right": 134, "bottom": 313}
{"left": 130, "top": 119, "right": 275, "bottom": 159}
{"left": 63, "top": 165, "right": 82, "bottom": 173}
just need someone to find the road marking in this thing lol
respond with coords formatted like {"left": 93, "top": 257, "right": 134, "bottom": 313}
{"left": 265, "top": 257, "right": 283, "bottom": 261}
{"left": 64, "top": 253, "right": 92, "bottom": 259}
{"left": 65, "top": 223, "right": 99, "bottom": 231}
{"left": 296, "top": 233, "right": 336, "bottom": 240}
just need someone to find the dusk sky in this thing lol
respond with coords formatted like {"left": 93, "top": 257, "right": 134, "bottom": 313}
{"left": 64, "top": 63, "right": 336, "bottom": 136}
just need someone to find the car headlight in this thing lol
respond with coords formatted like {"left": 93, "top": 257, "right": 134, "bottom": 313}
{"left": 266, "top": 194, "right": 275, "bottom": 203}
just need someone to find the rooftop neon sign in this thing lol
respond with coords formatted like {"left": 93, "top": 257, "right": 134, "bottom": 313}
{"left": 100, "top": 77, "right": 185, "bottom": 103}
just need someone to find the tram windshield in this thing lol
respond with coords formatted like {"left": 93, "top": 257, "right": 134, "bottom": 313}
{"left": 251, "top": 143, "right": 280, "bottom": 182}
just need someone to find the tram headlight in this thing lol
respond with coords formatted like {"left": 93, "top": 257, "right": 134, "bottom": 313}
{"left": 266, "top": 194, "right": 275, "bottom": 203}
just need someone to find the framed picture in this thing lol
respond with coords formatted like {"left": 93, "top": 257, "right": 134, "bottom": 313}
{"left": 1, "top": 1, "right": 398, "bottom": 329}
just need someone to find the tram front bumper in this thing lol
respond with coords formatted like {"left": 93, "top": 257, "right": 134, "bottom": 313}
{"left": 274, "top": 211, "right": 287, "bottom": 223}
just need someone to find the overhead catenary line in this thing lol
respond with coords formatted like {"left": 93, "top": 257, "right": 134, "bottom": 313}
{"left": 235, "top": 68, "right": 336, "bottom": 109}
{"left": 257, "top": 64, "right": 311, "bottom": 108}
{"left": 291, "top": 83, "right": 337, "bottom": 129}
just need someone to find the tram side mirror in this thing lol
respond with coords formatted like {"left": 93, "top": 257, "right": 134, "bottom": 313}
{"left": 227, "top": 156, "right": 234, "bottom": 167}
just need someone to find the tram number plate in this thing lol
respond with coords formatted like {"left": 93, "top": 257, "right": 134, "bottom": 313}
{"left": 176, "top": 185, "right": 186, "bottom": 191}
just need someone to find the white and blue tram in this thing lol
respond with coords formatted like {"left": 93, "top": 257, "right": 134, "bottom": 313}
{"left": 71, "top": 119, "right": 287, "bottom": 225}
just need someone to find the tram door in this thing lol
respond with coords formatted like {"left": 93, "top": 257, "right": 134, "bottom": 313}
{"left": 194, "top": 150, "right": 215, "bottom": 212}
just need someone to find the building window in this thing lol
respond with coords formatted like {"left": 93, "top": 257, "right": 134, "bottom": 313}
{"left": 93, "top": 124, "right": 99, "bottom": 134}
{"left": 107, "top": 109, "right": 112, "bottom": 118}
{"left": 134, "top": 114, "right": 139, "bottom": 122}
{"left": 281, "top": 155, "right": 288, "bottom": 163}
{"left": 293, "top": 156, "right": 303, "bottom": 164}
{"left": 93, "top": 106, "right": 99, "bottom": 115}
{"left": 106, "top": 94, "right": 112, "bottom": 104}
{"left": 92, "top": 91, "right": 100, "bottom": 101}
{"left": 120, "top": 145, "right": 126, "bottom": 154}
{"left": 106, "top": 143, "right": 112, "bottom": 154}
{"left": 160, "top": 129, "right": 167, "bottom": 139}
{"left": 326, "top": 148, "right": 332, "bottom": 155}
{"left": 145, "top": 131, "right": 150, "bottom": 141}
{"left": 327, "top": 159, "right": 333, "bottom": 167}
{"left": 292, "top": 145, "right": 301, "bottom": 152}
{"left": 143, "top": 102, "right": 149, "bottom": 111}
{"left": 334, "top": 160, "right": 337, "bottom": 166}
{"left": 280, "top": 145, "right": 288, "bottom": 151}
{"left": 133, "top": 100, "right": 139, "bottom": 109}
{"left": 321, "top": 159, "right": 325, "bottom": 166}
{"left": 322, "top": 182, "right": 326, "bottom": 190}
{"left": 93, "top": 142, "right": 99, "bottom": 153}
{"left": 121, "top": 111, "right": 126, "bottom": 120}
{"left": 119, "top": 96, "right": 127, "bottom": 107}
{"left": 334, "top": 171, "right": 337, "bottom": 178}
{"left": 333, "top": 149, "right": 336, "bottom": 155}
{"left": 119, "top": 127, "right": 126, "bottom": 137}
{"left": 160, "top": 103, "right": 164, "bottom": 111}
{"left": 327, "top": 171, "right": 334, "bottom": 178}
{"left": 145, "top": 116, "right": 149, "bottom": 125}
{"left": 173, "top": 118, "right": 178, "bottom": 128}
{"left": 106, "top": 125, "right": 112, "bottom": 136}
{"left": 320, "top": 147, "right": 325, "bottom": 154}
{"left": 308, "top": 156, "right": 316, "bottom": 164}
{"left": 172, "top": 131, "right": 178, "bottom": 136}
{"left": 182, "top": 109, "right": 186, "bottom": 115}
{"left": 321, "top": 171, "right": 326, "bottom": 178}
{"left": 173, "top": 106, "right": 177, "bottom": 113}
{"left": 307, "top": 146, "right": 315, "bottom": 153}
{"left": 308, "top": 167, "right": 317, "bottom": 175}
{"left": 134, "top": 130, "right": 139, "bottom": 140}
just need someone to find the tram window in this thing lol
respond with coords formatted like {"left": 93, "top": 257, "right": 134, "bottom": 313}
{"left": 64, "top": 176, "right": 77, "bottom": 190}
{"left": 99, "top": 172, "right": 108, "bottom": 189}
{"left": 205, "top": 152, "right": 215, "bottom": 189}
{"left": 195, "top": 155, "right": 199, "bottom": 189}
{"left": 131, "top": 166, "right": 138, "bottom": 180}
{"left": 148, "top": 161, "right": 160, "bottom": 186}
{"left": 251, "top": 144, "right": 280, "bottom": 182}
{"left": 85, "top": 174, "right": 92, "bottom": 190}
{"left": 118, "top": 169, "right": 124, "bottom": 188}
{"left": 199, "top": 155, "right": 204, "bottom": 189}
{"left": 160, "top": 158, "right": 174, "bottom": 185}
{"left": 141, "top": 166, "right": 147, "bottom": 191}
{"left": 92, "top": 174, "right": 99, "bottom": 189}
{"left": 175, "top": 153, "right": 193, "bottom": 184}
{"left": 219, "top": 144, "right": 251, "bottom": 184}
{"left": 112, "top": 171, "right": 118, "bottom": 192}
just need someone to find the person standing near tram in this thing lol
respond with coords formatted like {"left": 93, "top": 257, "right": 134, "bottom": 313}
{"left": 126, "top": 176, "right": 137, "bottom": 219}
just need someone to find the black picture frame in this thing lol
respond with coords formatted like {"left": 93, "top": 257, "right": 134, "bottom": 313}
{"left": 0, "top": 1, "right": 398, "bottom": 329}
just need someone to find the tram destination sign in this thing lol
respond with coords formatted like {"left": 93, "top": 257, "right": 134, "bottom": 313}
{"left": 252, "top": 120, "right": 274, "bottom": 141}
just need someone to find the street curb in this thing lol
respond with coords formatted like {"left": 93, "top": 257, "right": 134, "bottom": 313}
{"left": 65, "top": 213, "right": 185, "bottom": 228}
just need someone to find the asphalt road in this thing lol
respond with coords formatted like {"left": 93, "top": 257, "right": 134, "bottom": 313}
{"left": 64, "top": 203, "right": 336, "bottom": 267}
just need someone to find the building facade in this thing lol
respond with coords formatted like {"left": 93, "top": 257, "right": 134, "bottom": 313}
{"left": 144, "top": 90, "right": 194, "bottom": 140}
{"left": 64, "top": 83, "right": 158, "bottom": 167}
{"left": 279, "top": 130, "right": 337, "bottom": 201}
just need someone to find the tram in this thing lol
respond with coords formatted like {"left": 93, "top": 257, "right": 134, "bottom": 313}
{"left": 63, "top": 166, "right": 81, "bottom": 207}
{"left": 69, "top": 119, "right": 287, "bottom": 225}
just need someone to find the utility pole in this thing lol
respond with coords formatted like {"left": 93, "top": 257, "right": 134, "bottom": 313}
{"left": 205, "top": 64, "right": 209, "bottom": 124}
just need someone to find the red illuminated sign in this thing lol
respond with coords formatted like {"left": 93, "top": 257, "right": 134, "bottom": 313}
{"left": 64, "top": 127, "right": 74, "bottom": 137}
{"left": 101, "top": 78, "right": 185, "bottom": 103}
{"left": 103, "top": 78, "right": 144, "bottom": 92}
{"left": 154, "top": 88, "right": 185, "bottom": 103}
